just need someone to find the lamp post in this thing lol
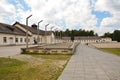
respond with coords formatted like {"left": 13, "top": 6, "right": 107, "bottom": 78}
{"left": 26, "top": 14, "right": 32, "bottom": 49}
{"left": 54, "top": 28, "right": 58, "bottom": 44}
{"left": 58, "top": 29, "right": 62, "bottom": 43}
{"left": 51, "top": 26, "right": 54, "bottom": 44}
{"left": 51, "top": 26, "right": 54, "bottom": 31}
{"left": 59, "top": 30, "right": 62, "bottom": 43}
{"left": 45, "top": 24, "right": 49, "bottom": 44}
{"left": 37, "top": 20, "right": 43, "bottom": 46}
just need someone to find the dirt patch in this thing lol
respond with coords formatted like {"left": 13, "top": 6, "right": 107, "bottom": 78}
{"left": 11, "top": 54, "right": 44, "bottom": 66}
{"left": 53, "top": 60, "right": 67, "bottom": 68}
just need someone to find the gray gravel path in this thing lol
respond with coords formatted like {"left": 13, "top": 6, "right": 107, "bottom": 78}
{"left": 0, "top": 45, "right": 37, "bottom": 57}
{"left": 58, "top": 44, "right": 120, "bottom": 80}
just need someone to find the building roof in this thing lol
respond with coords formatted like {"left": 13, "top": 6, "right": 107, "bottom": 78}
{"left": 13, "top": 22, "right": 52, "bottom": 35}
{"left": 75, "top": 36, "right": 101, "bottom": 40}
{"left": 61, "top": 36, "right": 101, "bottom": 40}
{"left": 0, "top": 22, "right": 26, "bottom": 36}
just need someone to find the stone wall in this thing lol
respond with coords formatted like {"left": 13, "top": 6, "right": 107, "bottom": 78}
{"left": 21, "top": 42, "right": 79, "bottom": 54}
{"left": 89, "top": 42, "right": 120, "bottom": 48}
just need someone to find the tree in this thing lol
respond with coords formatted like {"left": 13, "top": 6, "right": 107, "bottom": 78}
{"left": 55, "top": 29, "right": 97, "bottom": 37}
{"left": 103, "top": 32, "right": 112, "bottom": 38}
{"left": 95, "top": 33, "right": 98, "bottom": 36}
{"left": 103, "top": 30, "right": 120, "bottom": 42}
{"left": 113, "top": 30, "right": 120, "bottom": 42}
{"left": 64, "top": 29, "right": 70, "bottom": 36}
{"left": 89, "top": 30, "right": 94, "bottom": 36}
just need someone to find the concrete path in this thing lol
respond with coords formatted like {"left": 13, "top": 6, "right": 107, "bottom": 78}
{"left": 58, "top": 44, "right": 120, "bottom": 80}
{"left": 0, "top": 45, "right": 37, "bottom": 57}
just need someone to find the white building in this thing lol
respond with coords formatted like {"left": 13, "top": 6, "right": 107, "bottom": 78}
{"left": 0, "top": 22, "right": 55, "bottom": 46}
{"left": 60, "top": 36, "right": 112, "bottom": 43}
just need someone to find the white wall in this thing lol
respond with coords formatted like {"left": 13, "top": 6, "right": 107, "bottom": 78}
{"left": 0, "top": 33, "right": 27, "bottom": 45}
{"left": 40, "top": 33, "right": 55, "bottom": 44}
{"left": 31, "top": 34, "right": 43, "bottom": 44}
{"left": 101, "top": 38, "right": 112, "bottom": 42}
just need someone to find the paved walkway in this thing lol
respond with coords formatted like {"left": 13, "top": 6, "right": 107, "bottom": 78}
{"left": 0, "top": 45, "right": 37, "bottom": 57}
{"left": 58, "top": 44, "right": 120, "bottom": 80}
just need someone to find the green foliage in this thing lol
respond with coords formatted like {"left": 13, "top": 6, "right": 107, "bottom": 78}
{"left": 103, "top": 30, "right": 120, "bottom": 42}
{"left": 54, "top": 29, "right": 97, "bottom": 37}
{"left": 100, "top": 48, "right": 120, "bottom": 56}
{"left": 103, "top": 32, "right": 113, "bottom": 38}
{"left": 0, "top": 58, "right": 25, "bottom": 68}
{"left": 113, "top": 30, "right": 120, "bottom": 42}
{"left": 0, "top": 58, "right": 26, "bottom": 80}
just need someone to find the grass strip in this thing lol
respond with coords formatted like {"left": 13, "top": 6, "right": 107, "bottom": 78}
{"left": 100, "top": 48, "right": 120, "bottom": 56}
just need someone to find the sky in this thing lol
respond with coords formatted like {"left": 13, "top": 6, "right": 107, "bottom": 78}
{"left": 0, "top": 0, "right": 120, "bottom": 36}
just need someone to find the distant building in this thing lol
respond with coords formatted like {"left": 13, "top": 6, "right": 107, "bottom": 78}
{"left": 60, "top": 36, "right": 112, "bottom": 43}
{"left": 0, "top": 22, "right": 55, "bottom": 46}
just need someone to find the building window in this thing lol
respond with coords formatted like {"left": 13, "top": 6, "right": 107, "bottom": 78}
{"left": 3, "top": 37, "right": 7, "bottom": 43}
{"left": 15, "top": 38, "right": 18, "bottom": 43}
{"left": 20, "top": 38, "right": 23, "bottom": 42}
{"left": 33, "top": 37, "right": 36, "bottom": 41}
{"left": 9, "top": 37, "right": 13, "bottom": 44}
{"left": 28, "top": 38, "right": 30, "bottom": 42}
{"left": 24, "top": 38, "right": 26, "bottom": 42}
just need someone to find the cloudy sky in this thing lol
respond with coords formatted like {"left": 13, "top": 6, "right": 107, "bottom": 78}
{"left": 0, "top": 0, "right": 120, "bottom": 35}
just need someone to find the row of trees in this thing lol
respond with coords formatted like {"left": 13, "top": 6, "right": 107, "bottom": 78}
{"left": 103, "top": 30, "right": 120, "bottom": 42}
{"left": 54, "top": 29, "right": 98, "bottom": 37}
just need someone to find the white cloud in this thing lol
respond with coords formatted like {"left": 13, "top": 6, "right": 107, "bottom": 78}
{"left": 23, "top": 0, "right": 98, "bottom": 33}
{"left": 0, "top": 0, "right": 16, "bottom": 23}
{"left": 94, "top": 0, "right": 120, "bottom": 35}
{"left": 0, "top": 0, "right": 120, "bottom": 36}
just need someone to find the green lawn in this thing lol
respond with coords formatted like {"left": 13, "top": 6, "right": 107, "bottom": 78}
{"left": 0, "top": 54, "right": 71, "bottom": 80}
{"left": 100, "top": 48, "right": 120, "bottom": 56}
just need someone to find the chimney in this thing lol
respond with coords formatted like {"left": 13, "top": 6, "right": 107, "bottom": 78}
{"left": 31, "top": 24, "right": 37, "bottom": 29}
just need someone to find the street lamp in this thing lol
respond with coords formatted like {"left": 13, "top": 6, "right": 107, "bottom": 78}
{"left": 51, "top": 26, "right": 54, "bottom": 31}
{"left": 45, "top": 24, "right": 49, "bottom": 44}
{"left": 51, "top": 26, "right": 54, "bottom": 44}
{"left": 26, "top": 14, "right": 32, "bottom": 49}
{"left": 57, "top": 29, "right": 62, "bottom": 43}
{"left": 60, "top": 30, "right": 62, "bottom": 39}
{"left": 59, "top": 30, "right": 62, "bottom": 42}
{"left": 37, "top": 20, "right": 43, "bottom": 46}
{"left": 54, "top": 28, "right": 58, "bottom": 44}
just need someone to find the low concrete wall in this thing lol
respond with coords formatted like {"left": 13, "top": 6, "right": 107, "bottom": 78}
{"left": 21, "top": 42, "right": 79, "bottom": 54}
{"left": 89, "top": 42, "right": 120, "bottom": 48}
{"left": 72, "top": 42, "right": 80, "bottom": 54}
{"left": 22, "top": 47, "right": 72, "bottom": 54}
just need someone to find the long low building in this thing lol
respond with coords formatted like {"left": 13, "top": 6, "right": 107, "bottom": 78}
{"left": 60, "top": 36, "right": 112, "bottom": 43}
{"left": 0, "top": 22, "right": 55, "bottom": 46}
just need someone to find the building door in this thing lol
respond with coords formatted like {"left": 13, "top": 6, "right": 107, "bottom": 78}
{"left": 9, "top": 37, "right": 14, "bottom": 45}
